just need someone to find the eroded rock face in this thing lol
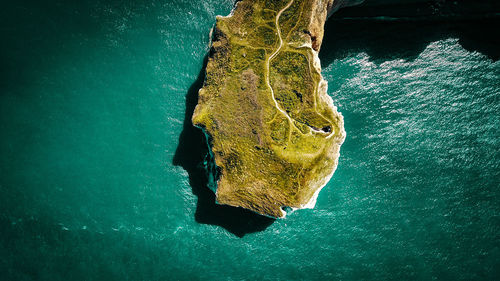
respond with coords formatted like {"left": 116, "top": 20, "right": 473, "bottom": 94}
{"left": 192, "top": 0, "right": 345, "bottom": 218}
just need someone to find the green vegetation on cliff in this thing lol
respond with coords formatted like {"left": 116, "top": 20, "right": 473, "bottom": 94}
{"left": 193, "top": 0, "right": 345, "bottom": 218}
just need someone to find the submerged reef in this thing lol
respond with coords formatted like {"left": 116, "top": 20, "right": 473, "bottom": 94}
{"left": 192, "top": 0, "right": 346, "bottom": 218}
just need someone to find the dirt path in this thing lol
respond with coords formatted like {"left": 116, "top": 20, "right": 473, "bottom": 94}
{"left": 265, "top": 0, "right": 334, "bottom": 141}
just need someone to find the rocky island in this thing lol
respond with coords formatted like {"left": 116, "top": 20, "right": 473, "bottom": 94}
{"left": 192, "top": 0, "right": 347, "bottom": 218}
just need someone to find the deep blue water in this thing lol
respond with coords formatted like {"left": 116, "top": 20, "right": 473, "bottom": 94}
{"left": 1, "top": 0, "right": 499, "bottom": 280}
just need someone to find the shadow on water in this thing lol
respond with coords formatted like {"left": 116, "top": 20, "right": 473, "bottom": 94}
{"left": 320, "top": 12, "right": 500, "bottom": 66}
{"left": 173, "top": 55, "right": 275, "bottom": 238}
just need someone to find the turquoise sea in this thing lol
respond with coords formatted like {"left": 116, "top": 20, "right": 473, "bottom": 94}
{"left": 1, "top": 0, "right": 499, "bottom": 280}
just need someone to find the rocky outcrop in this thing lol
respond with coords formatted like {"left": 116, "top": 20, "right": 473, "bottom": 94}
{"left": 192, "top": 0, "right": 345, "bottom": 218}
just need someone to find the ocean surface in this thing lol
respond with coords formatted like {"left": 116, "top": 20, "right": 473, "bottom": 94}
{"left": 1, "top": 0, "right": 499, "bottom": 280}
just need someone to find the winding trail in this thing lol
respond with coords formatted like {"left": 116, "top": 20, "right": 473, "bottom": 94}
{"left": 265, "top": 0, "right": 298, "bottom": 141}
{"left": 265, "top": 0, "right": 334, "bottom": 141}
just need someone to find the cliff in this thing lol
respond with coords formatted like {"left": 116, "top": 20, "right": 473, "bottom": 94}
{"left": 192, "top": 0, "right": 345, "bottom": 218}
